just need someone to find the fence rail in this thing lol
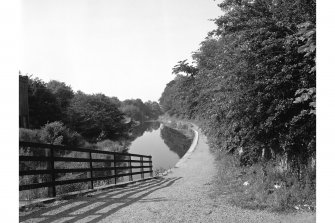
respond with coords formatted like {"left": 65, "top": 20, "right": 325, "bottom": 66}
{"left": 19, "top": 141, "right": 153, "bottom": 197}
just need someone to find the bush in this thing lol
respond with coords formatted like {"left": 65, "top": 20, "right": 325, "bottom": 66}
{"left": 39, "top": 121, "right": 85, "bottom": 147}
{"left": 20, "top": 121, "right": 85, "bottom": 147}
{"left": 95, "top": 140, "right": 125, "bottom": 153}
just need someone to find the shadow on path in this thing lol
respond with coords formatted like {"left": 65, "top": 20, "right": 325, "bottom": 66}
{"left": 20, "top": 177, "right": 181, "bottom": 223}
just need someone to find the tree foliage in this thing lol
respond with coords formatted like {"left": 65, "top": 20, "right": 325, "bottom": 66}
{"left": 23, "top": 75, "right": 162, "bottom": 142}
{"left": 39, "top": 121, "right": 84, "bottom": 146}
{"left": 19, "top": 121, "right": 84, "bottom": 147}
{"left": 27, "top": 77, "right": 62, "bottom": 128}
{"left": 120, "top": 99, "right": 162, "bottom": 122}
{"left": 160, "top": 0, "right": 316, "bottom": 171}
{"left": 46, "top": 80, "right": 74, "bottom": 113}
{"left": 66, "top": 92, "right": 127, "bottom": 142}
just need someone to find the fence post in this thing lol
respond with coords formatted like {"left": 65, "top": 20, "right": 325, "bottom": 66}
{"left": 46, "top": 147, "right": 56, "bottom": 197}
{"left": 128, "top": 155, "right": 133, "bottom": 182}
{"left": 88, "top": 152, "right": 94, "bottom": 189}
{"left": 113, "top": 154, "right": 117, "bottom": 185}
{"left": 149, "top": 156, "right": 153, "bottom": 177}
{"left": 140, "top": 157, "right": 144, "bottom": 179}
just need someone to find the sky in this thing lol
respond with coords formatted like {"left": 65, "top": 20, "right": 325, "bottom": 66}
{"left": 19, "top": 0, "right": 223, "bottom": 102}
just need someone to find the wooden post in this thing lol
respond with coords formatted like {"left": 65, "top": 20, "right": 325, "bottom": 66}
{"left": 128, "top": 155, "right": 133, "bottom": 182}
{"left": 113, "top": 154, "right": 117, "bottom": 185}
{"left": 46, "top": 147, "right": 56, "bottom": 197}
{"left": 88, "top": 152, "right": 94, "bottom": 189}
{"left": 149, "top": 156, "right": 153, "bottom": 177}
{"left": 140, "top": 157, "right": 144, "bottom": 180}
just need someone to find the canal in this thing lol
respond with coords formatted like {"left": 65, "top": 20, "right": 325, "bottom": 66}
{"left": 128, "top": 121, "right": 193, "bottom": 172}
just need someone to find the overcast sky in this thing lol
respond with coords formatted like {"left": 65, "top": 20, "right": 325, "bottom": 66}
{"left": 20, "top": 0, "right": 222, "bottom": 102}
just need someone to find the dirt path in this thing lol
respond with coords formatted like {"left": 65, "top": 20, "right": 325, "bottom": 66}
{"left": 20, "top": 127, "right": 315, "bottom": 223}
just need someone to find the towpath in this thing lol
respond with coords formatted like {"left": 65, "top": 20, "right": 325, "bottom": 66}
{"left": 20, "top": 127, "right": 315, "bottom": 223}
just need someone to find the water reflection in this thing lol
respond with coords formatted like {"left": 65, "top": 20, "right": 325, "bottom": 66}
{"left": 160, "top": 126, "right": 193, "bottom": 158}
{"left": 129, "top": 121, "right": 161, "bottom": 139}
{"left": 127, "top": 122, "right": 192, "bottom": 171}
{"left": 116, "top": 121, "right": 161, "bottom": 149}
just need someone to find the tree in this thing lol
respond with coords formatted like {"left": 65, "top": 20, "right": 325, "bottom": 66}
{"left": 172, "top": 60, "right": 198, "bottom": 77}
{"left": 47, "top": 80, "right": 74, "bottom": 110}
{"left": 67, "top": 92, "right": 128, "bottom": 142}
{"left": 120, "top": 99, "right": 162, "bottom": 122}
{"left": 144, "top": 101, "right": 163, "bottom": 119}
{"left": 120, "top": 104, "right": 141, "bottom": 121}
{"left": 160, "top": 0, "right": 316, "bottom": 170}
{"left": 27, "top": 77, "right": 61, "bottom": 128}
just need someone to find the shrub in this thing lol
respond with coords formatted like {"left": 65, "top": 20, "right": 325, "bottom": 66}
{"left": 19, "top": 121, "right": 85, "bottom": 147}
{"left": 95, "top": 140, "right": 125, "bottom": 153}
{"left": 39, "top": 121, "right": 85, "bottom": 147}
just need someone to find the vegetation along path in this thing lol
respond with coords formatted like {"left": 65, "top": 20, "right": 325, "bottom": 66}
{"left": 20, "top": 126, "right": 315, "bottom": 223}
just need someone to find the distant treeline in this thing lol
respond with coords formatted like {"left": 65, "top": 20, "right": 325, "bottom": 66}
{"left": 160, "top": 0, "right": 315, "bottom": 172}
{"left": 22, "top": 75, "right": 162, "bottom": 143}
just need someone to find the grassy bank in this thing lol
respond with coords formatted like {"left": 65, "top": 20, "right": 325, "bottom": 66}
{"left": 213, "top": 151, "right": 315, "bottom": 213}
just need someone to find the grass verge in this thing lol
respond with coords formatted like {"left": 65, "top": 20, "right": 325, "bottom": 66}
{"left": 212, "top": 150, "right": 316, "bottom": 213}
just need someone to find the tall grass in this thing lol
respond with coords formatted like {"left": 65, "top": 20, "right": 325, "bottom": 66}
{"left": 213, "top": 151, "right": 315, "bottom": 212}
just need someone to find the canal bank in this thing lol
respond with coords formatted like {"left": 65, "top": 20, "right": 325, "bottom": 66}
{"left": 157, "top": 126, "right": 199, "bottom": 177}
{"left": 20, "top": 123, "right": 315, "bottom": 223}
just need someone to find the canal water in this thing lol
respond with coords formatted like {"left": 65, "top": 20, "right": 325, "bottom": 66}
{"left": 128, "top": 121, "right": 193, "bottom": 171}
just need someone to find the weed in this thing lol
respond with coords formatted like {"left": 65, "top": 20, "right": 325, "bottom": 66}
{"left": 212, "top": 151, "right": 315, "bottom": 212}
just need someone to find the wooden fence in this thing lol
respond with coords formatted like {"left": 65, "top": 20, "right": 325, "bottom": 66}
{"left": 19, "top": 141, "right": 153, "bottom": 197}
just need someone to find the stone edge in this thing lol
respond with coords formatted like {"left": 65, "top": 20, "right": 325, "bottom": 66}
{"left": 174, "top": 128, "right": 199, "bottom": 168}
{"left": 158, "top": 126, "right": 199, "bottom": 177}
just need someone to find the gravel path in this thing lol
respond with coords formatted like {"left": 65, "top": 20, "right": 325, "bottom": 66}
{"left": 20, "top": 127, "right": 315, "bottom": 223}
